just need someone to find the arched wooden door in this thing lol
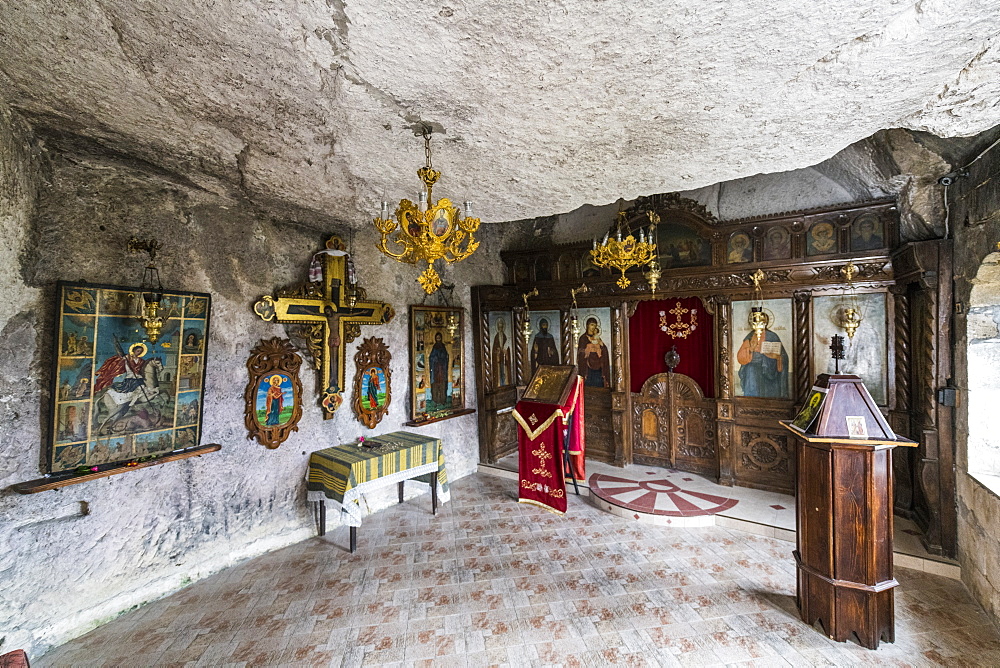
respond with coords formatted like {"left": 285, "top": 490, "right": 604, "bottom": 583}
{"left": 631, "top": 372, "right": 718, "bottom": 478}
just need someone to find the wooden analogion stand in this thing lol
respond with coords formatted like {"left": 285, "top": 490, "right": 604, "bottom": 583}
{"left": 782, "top": 374, "right": 916, "bottom": 650}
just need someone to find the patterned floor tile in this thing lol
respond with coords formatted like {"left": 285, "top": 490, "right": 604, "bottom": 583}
{"left": 35, "top": 473, "right": 1000, "bottom": 667}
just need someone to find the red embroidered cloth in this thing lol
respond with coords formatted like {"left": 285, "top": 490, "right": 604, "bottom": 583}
{"left": 513, "top": 377, "right": 584, "bottom": 514}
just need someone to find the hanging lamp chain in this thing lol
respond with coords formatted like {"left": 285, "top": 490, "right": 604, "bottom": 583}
{"left": 423, "top": 127, "right": 434, "bottom": 170}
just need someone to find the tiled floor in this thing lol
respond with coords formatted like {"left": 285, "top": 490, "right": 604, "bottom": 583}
{"left": 486, "top": 455, "right": 961, "bottom": 575}
{"left": 39, "top": 473, "right": 1000, "bottom": 667}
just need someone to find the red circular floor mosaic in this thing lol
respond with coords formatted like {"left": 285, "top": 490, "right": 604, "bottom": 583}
{"left": 588, "top": 473, "right": 739, "bottom": 516}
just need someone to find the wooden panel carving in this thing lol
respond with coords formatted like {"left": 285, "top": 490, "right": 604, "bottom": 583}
{"left": 631, "top": 373, "right": 717, "bottom": 476}
{"left": 675, "top": 404, "right": 717, "bottom": 476}
{"left": 352, "top": 337, "right": 391, "bottom": 429}
{"left": 736, "top": 428, "right": 793, "bottom": 491}
{"left": 812, "top": 261, "right": 891, "bottom": 281}
{"left": 632, "top": 376, "right": 670, "bottom": 463}
{"left": 244, "top": 337, "right": 304, "bottom": 449}
{"left": 717, "top": 298, "right": 732, "bottom": 399}
{"left": 794, "top": 291, "right": 811, "bottom": 402}
{"left": 494, "top": 410, "right": 518, "bottom": 461}
{"left": 477, "top": 197, "right": 909, "bottom": 529}
{"left": 585, "top": 388, "right": 615, "bottom": 464}
{"left": 479, "top": 307, "right": 492, "bottom": 393}
{"left": 917, "top": 288, "right": 937, "bottom": 428}
{"left": 893, "top": 288, "right": 911, "bottom": 414}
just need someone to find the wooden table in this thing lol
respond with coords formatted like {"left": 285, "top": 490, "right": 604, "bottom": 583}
{"left": 306, "top": 431, "right": 449, "bottom": 552}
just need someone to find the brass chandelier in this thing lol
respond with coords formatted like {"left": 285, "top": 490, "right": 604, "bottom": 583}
{"left": 591, "top": 205, "right": 659, "bottom": 289}
{"left": 838, "top": 262, "right": 864, "bottom": 339}
{"left": 128, "top": 236, "right": 165, "bottom": 344}
{"left": 373, "top": 127, "right": 482, "bottom": 294}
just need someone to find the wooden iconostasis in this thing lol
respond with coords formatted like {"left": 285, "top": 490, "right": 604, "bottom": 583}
{"left": 472, "top": 194, "right": 958, "bottom": 558}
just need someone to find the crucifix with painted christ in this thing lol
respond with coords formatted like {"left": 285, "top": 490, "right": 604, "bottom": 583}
{"left": 253, "top": 236, "right": 395, "bottom": 419}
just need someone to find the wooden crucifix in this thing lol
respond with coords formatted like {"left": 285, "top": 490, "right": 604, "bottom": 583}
{"left": 253, "top": 236, "right": 395, "bottom": 419}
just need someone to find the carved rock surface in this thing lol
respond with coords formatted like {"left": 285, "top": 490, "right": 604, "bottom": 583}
{"left": 1, "top": 0, "right": 999, "bottom": 223}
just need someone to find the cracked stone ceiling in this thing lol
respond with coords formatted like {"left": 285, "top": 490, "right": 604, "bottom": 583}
{"left": 1, "top": 0, "right": 998, "bottom": 225}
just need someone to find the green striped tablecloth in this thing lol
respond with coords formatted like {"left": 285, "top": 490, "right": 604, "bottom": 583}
{"left": 306, "top": 431, "right": 449, "bottom": 526}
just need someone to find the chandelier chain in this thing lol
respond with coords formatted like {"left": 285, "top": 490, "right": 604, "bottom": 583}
{"left": 423, "top": 128, "right": 433, "bottom": 170}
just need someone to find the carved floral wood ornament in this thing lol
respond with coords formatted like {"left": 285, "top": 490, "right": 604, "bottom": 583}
{"left": 353, "top": 337, "right": 392, "bottom": 429}
{"left": 244, "top": 337, "right": 304, "bottom": 449}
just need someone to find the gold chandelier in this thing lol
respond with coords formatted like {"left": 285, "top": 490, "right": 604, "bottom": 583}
{"left": 590, "top": 205, "right": 659, "bottom": 289}
{"left": 373, "top": 127, "right": 482, "bottom": 294}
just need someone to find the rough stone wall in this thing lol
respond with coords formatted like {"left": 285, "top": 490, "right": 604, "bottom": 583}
{"left": 948, "top": 139, "right": 1000, "bottom": 624}
{"left": 547, "top": 129, "right": 961, "bottom": 245}
{"left": 0, "top": 118, "right": 507, "bottom": 657}
{"left": 2, "top": 1, "right": 1000, "bottom": 224}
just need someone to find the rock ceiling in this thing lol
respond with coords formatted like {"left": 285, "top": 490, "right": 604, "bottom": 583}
{"left": 0, "top": 1, "right": 998, "bottom": 224}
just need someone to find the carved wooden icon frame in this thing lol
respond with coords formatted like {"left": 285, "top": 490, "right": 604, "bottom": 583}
{"left": 244, "top": 337, "right": 304, "bottom": 448}
{"left": 353, "top": 337, "right": 392, "bottom": 429}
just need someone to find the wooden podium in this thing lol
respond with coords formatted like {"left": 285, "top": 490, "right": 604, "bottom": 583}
{"left": 782, "top": 374, "right": 915, "bottom": 650}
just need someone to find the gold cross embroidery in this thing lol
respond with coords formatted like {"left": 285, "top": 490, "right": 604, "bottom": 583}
{"left": 659, "top": 301, "right": 698, "bottom": 339}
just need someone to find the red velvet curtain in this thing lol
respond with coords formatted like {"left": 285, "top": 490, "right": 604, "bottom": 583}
{"left": 628, "top": 298, "right": 715, "bottom": 396}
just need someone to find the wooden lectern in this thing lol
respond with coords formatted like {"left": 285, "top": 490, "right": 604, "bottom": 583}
{"left": 782, "top": 374, "right": 915, "bottom": 650}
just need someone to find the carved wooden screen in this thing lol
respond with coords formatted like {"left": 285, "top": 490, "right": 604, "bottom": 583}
{"left": 631, "top": 372, "right": 717, "bottom": 477}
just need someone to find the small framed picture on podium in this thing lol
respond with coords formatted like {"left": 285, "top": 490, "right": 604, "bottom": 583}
{"left": 846, "top": 416, "right": 869, "bottom": 439}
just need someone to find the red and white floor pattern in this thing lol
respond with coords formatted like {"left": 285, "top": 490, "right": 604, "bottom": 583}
{"left": 588, "top": 472, "right": 738, "bottom": 518}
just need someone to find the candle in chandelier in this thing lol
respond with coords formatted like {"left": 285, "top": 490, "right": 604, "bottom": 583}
{"left": 592, "top": 238, "right": 597, "bottom": 250}
{"left": 616, "top": 229, "right": 622, "bottom": 243}
{"left": 464, "top": 201, "right": 473, "bottom": 218}
{"left": 418, "top": 190, "right": 427, "bottom": 212}
{"left": 602, "top": 232, "right": 609, "bottom": 245}
{"left": 639, "top": 229, "right": 646, "bottom": 244}
{"left": 380, "top": 201, "right": 390, "bottom": 220}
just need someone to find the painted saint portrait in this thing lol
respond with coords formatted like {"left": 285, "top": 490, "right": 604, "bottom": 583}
{"left": 812, "top": 293, "right": 888, "bottom": 405}
{"left": 807, "top": 221, "right": 837, "bottom": 255}
{"left": 361, "top": 367, "right": 388, "bottom": 410}
{"left": 92, "top": 340, "right": 173, "bottom": 436}
{"left": 577, "top": 308, "right": 612, "bottom": 388}
{"left": 731, "top": 299, "right": 793, "bottom": 399}
{"left": 529, "top": 310, "right": 562, "bottom": 373}
{"left": 728, "top": 232, "right": 752, "bottom": 264}
{"left": 763, "top": 226, "right": 790, "bottom": 261}
{"left": 61, "top": 315, "right": 95, "bottom": 357}
{"left": 428, "top": 332, "right": 450, "bottom": 407}
{"left": 431, "top": 208, "right": 450, "bottom": 237}
{"left": 256, "top": 373, "right": 294, "bottom": 426}
{"left": 182, "top": 324, "right": 205, "bottom": 353}
{"left": 534, "top": 257, "right": 552, "bottom": 282}
{"left": 409, "top": 306, "right": 466, "bottom": 419}
{"left": 851, "top": 213, "right": 884, "bottom": 251}
{"left": 49, "top": 281, "right": 212, "bottom": 472}
{"left": 177, "top": 391, "right": 201, "bottom": 427}
{"left": 582, "top": 253, "right": 603, "bottom": 278}
{"left": 488, "top": 311, "right": 513, "bottom": 388}
{"left": 557, "top": 253, "right": 577, "bottom": 281}
{"left": 656, "top": 224, "right": 712, "bottom": 269}
{"left": 55, "top": 401, "right": 89, "bottom": 444}
{"left": 513, "top": 260, "right": 530, "bottom": 283}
